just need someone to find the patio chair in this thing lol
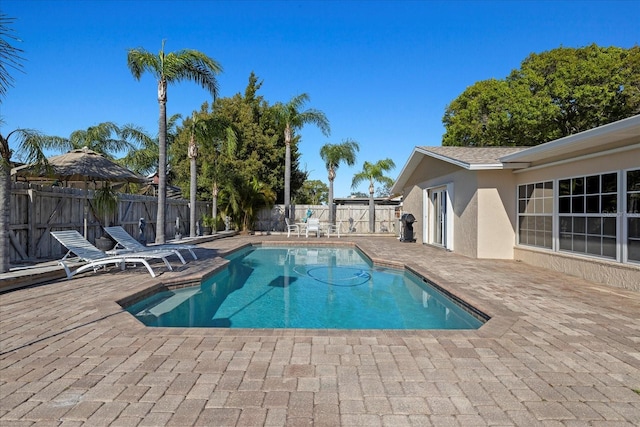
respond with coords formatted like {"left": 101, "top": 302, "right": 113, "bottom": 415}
{"left": 104, "top": 226, "right": 197, "bottom": 261}
{"left": 285, "top": 217, "right": 301, "bottom": 238}
{"left": 306, "top": 218, "right": 321, "bottom": 238}
{"left": 51, "top": 230, "right": 176, "bottom": 279}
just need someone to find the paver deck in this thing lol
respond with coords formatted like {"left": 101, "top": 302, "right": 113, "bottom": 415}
{"left": 1, "top": 235, "right": 639, "bottom": 426}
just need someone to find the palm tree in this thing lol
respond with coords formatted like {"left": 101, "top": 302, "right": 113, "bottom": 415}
{"left": 187, "top": 112, "right": 206, "bottom": 237}
{"left": 1, "top": 16, "right": 49, "bottom": 272}
{"left": 0, "top": 14, "right": 23, "bottom": 98}
{"left": 273, "top": 93, "right": 330, "bottom": 221}
{"left": 351, "top": 158, "right": 396, "bottom": 233}
{"left": 320, "top": 139, "right": 359, "bottom": 224}
{"left": 127, "top": 40, "right": 222, "bottom": 243}
{"left": 47, "top": 121, "right": 141, "bottom": 160}
{"left": 239, "top": 177, "right": 276, "bottom": 232}
{"left": 120, "top": 114, "right": 182, "bottom": 176}
{"left": 0, "top": 126, "right": 59, "bottom": 272}
{"left": 206, "top": 126, "right": 237, "bottom": 232}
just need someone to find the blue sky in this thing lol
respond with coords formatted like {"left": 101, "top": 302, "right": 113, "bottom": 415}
{"left": 2, "top": 0, "right": 639, "bottom": 197}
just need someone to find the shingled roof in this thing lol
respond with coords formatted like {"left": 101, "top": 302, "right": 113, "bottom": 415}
{"left": 390, "top": 146, "right": 531, "bottom": 194}
{"left": 416, "top": 146, "right": 529, "bottom": 167}
{"left": 392, "top": 114, "right": 640, "bottom": 195}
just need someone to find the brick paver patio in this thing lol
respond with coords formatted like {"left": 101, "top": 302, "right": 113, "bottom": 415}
{"left": 1, "top": 235, "right": 639, "bottom": 426}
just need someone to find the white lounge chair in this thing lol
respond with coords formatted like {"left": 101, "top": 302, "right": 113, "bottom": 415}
{"left": 285, "top": 218, "right": 300, "bottom": 238}
{"left": 306, "top": 218, "right": 321, "bottom": 238}
{"left": 104, "top": 226, "right": 197, "bottom": 261}
{"left": 51, "top": 230, "right": 176, "bottom": 279}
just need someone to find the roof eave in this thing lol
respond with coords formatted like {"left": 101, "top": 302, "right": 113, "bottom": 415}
{"left": 391, "top": 147, "right": 529, "bottom": 194}
{"left": 499, "top": 114, "right": 640, "bottom": 163}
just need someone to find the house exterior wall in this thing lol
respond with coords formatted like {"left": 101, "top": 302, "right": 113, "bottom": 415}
{"left": 514, "top": 246, "right": 640, "bottom": 291}
{"left": 451, "top": 170, "right": 478, "bottom": 258}
{"left": 476, "top": 170, "right": 518, "bottom": 259}
{"left": 398, "top": 156, "right": 461, "bottom": 245}
{"left": 400, "top": 184, "right": 424, "bottom": 242}
{"left": 399, "top": 156, "right": 520, "bottom": 259}
{"left": 513, "top": 146, "right": 640, "bottom": 291}
{"left": 399, "top": 155, "right": 483, "bottom": 258}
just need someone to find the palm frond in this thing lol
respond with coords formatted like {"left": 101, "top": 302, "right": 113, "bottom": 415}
{"left": 164, "top": 50, "right": 222, "bottom": 98}
{"left": 127, "top": 48, "right": 161, "bottom": 80}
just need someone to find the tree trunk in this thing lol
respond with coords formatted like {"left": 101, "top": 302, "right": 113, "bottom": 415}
{"left": 328, "top": 168, "right": 335, "bottom": 225}
{"left": 369, "top": 181, "right": 375, "bottom": 233}
{"left": 212, "top": 182, "right": 218, "bottom": 233}
{"left": 0, "top": 166, "right": 11, "bottom": 272}
{"left": 156, "top": 79, "right": 168, "bottom": 244}
{"left": 189, "top": 134, "right": 197, "bottom": 238}
{"left": 189, "top": 157, "right": 196, "bottom": 237}
{"left": 284, "top": 124, "right": 292, "bottom": 221}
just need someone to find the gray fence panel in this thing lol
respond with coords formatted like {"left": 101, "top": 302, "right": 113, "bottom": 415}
{"left": 8, "top": 182, "right": 209, "bottom": 263}
{"left": 256, "top": 204, "right": 400, "bottom": 234}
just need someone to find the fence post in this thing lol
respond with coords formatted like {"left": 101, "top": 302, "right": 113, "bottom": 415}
{"left": 27, "top": 187, "right": 37, "bottom": 259}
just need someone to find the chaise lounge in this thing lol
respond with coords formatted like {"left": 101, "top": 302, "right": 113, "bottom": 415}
{"left": 104, "top": 226, "right": 198, "bottom": 261}
{"left": 51, "top": 230, "right": 177, "bottom": 279}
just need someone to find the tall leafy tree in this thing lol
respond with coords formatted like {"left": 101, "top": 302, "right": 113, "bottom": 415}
{"left": 443, "top": 44, "right": 640, "bottom": 146}
{"left": 127, "top": 40, "right": 222, "bottom": 243}
{"left": 352, "top": 159, "right": 396, "bottom": 233}
{"left": 294, "top": 179, "right": 328, "bottom": 205}
{"left": 273, "top": 93, "right": 330, "bottom": 221}
{"left": 320, "top": 139, "right": 359, "bottom": 224}
{"left": 198, "top": 74, "right": 305, "bottom": 211}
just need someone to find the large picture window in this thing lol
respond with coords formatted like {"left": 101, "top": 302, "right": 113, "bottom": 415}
{"left": 627, "top": 169, "right": 640, "bottom": 263}
{"left": 518, "top": 181, "right": 553, "bottom": 249}
{"left": 559, "top": 173, "right": 617, "bottom": 259}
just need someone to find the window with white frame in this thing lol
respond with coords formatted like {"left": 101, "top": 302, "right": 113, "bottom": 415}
{"left": 517, "top": 181, "right": 553, "bottom": 249}
{"left": 627, "top": 169, "right": 640, "bottom": 263}
{"left": 558, "top": 173, "right": 617, "bottom": 259}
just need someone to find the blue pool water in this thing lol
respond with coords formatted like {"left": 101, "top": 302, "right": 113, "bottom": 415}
{"left": 125, "top": 246, "right": 485, "bottom": 329}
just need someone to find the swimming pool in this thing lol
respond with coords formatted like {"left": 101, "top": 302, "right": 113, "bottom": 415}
{"left": 125, "top": 246, "right": 486, "bottom": 329}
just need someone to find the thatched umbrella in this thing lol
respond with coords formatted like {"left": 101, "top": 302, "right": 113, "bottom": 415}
{"left": 12, "top": 147, "right": 145, "bottom": 238}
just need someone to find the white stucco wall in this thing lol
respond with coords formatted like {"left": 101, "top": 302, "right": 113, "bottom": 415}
{"left": 400, "top": 166, "right": 481, "bottom": 258}
{"left": 401, "top": 185, "right": 424, "bottom": 243}
{"left": 476, "top": 170, "right": 518, "bottom": 259}
{"left": 450, "top": 170, "right": 479, "bottom": 258}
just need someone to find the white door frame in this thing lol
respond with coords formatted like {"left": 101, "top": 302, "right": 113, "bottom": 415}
{"left": 423, "top": 184, "right": 454, "bottom": 251}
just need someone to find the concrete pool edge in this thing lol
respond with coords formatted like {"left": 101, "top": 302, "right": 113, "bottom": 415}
{"left": 114, "top": 240, "right": 520, "bottom": 337}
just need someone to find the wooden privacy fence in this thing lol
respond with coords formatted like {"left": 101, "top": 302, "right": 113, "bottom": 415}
{"left": 8, "top": 182, "right": 208, "bottom": 263}
{"left": 255, "top": 204, "right": 401, "bottom": 235}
